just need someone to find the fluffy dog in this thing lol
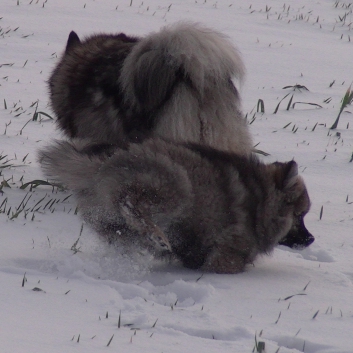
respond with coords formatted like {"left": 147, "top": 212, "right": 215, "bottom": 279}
{"left": 38, "top": 139, "right": 314, "bottom": 274}
{"left": 48, "top": 22, "right": 252, "bottom": 155}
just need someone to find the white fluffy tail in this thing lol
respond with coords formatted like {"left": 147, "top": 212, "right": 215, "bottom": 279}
{"left": 38, "top": 139, "right": 103, "bottom": 190}
{"left": 121, "top": 21, "right": 245, "bottom": 111}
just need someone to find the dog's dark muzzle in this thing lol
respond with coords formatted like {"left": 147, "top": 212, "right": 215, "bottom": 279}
{"left": 280, "top": 232, "right": 315, "bottom": 249}
{"left": 279, "top": 227, "right": 315, "bottom": 250}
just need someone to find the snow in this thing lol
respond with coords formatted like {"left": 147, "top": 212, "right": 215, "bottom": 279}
{"left": 1, "top": 0, "right": 353, "bottom": 352}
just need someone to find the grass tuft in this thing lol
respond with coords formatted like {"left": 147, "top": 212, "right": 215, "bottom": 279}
{"left": 106, "top": 334, "right": 114, "bottom": 347}
{"left": 292, "top": 102, "right": 322, "bottom": 109}
{"left": 152, "top": 318, "right": 158, "bottom": 328}
{"left": 303, "top": 281, "right": 311, "bottom": 291}
{"left": 196, "top": 273, "right": 204, "bottom": 282}
{"left": 273, "top": 93, "right": 290, "bottom": 114}
{"left": 32, "top": 287, "right": 44, "bottom": 292}
{"left": 257, "top": 99, "right": 265, "bottom": 113}
{"left": 253, "top": 333, "right": 266, "bottom": 353}
{"left": 275, "top": 311, "right": 281, "bottom": 324}
{"left": 312, "top": 310, "right": 319, "bottom": 319}
{"left": 257, "top": 341, "right": 265, "bottom": 353}
{"left": 20, "top": 179, "right": 52, "bottom": 191}
{"left": 283, "top": 84, "right": 309, "bottom": 91}
{"left": 32, "top": 111, "right": 54, "bottom": 121}
{"left": 330, "top": 84, "right": 353, "bottom": 129}
{"left": 282, "top": 293, "right": 307, "bottom": 301}
{"left": 286, "top": 94, "right": 294, "bottom": 110}
{"left": 22, "top": 272, "right": 27, "bottom": 287}
{"left": 71, "top": 224, "right": 83, "bottom": 254}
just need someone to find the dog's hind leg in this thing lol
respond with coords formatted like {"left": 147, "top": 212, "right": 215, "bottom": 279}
{"left": 203, "top": 247, "right": 246, "bottom": 274}
{"left": 96, "top": 142, "right": 193, "bottom": 254}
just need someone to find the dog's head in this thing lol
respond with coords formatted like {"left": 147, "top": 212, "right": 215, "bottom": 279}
{"left": 273, "top": 160, "right": 315, "bottom": 249}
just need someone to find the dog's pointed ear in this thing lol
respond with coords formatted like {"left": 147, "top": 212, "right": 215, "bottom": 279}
{"left": 65, "top": 31, "right": 81, "bottom": 53}
{"left": 283, "top": 160, "right": 298, "bottom": 189}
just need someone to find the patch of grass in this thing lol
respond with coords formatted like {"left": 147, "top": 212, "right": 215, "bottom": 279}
{"left": 22, "top": 272, "right": 27, "bottom": 287}
{"left": 151, "top": 318, "right": 158, "bottom": 328}
{"left": 20, "top": 179, "right": 52, "bottom": 191}
{"left": 107, "top": 334, "right": 114, "bottom": 347}
{"left": 71, "top": 224, "right": 83, "bottom": 254}
{"left": 253, "top": 148, "right": 270, "bottom": 156}
{"left": 282, "top": 84, "right": 309, "bottom": 91}
{"left": 303, "top": 281, "right": 311, "bottom": 291}
{"left": 312, "top": 310, "right": 320, "bottom": 319}
{"left": 273, "top": 93, "right": 290, "bottom": 114}
{"left": 292, "top": 102, "right": 322, "bottom": 109}
{"left": 286, "top": 94, "right": 294, "bottom": 110}
{"left": 281, "top": 293, "right": 307, "bottom": 301}
{"left": 253, "top": 333, "right": 266, "bottom": 353}
{"left": 32, "top": 111, "right": 53, "bottom": 121}
{"left": 257, "top": 99, "right": 265, "bottom": 113}
{"left": 3, "top": 121, "right": 11, "bottom": 135}
{"left": 274, "top": 311, "right": 281, "bottom": 324}
{"left": 330, "top": 84, "right": 353, "bottom": 129}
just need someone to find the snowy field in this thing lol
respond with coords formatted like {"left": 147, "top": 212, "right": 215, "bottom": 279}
{"left": 1, "top": 0, "right": 353, "bottom": 352}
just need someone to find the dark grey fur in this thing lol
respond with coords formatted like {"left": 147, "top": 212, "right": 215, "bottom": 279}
{"left": 38, "top": 139, "right": 314, "bottom": 274}
{"left": 48, "top": 22, "right": 252, "bottom": 155}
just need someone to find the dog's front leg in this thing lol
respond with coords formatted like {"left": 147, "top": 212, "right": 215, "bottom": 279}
{"left": 120, "top": 199, "right": 171, "bottom": 252}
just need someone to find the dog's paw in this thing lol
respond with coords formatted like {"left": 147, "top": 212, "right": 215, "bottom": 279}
{"left": 148, "top": 225, "right": 172, "bottom": 252}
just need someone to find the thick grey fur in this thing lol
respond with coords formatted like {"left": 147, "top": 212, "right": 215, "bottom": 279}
{"left": 38, "top": 138, "right": 314, "bottom": 274}
{"left": 48, "top": 22, "right": 252, "bottom": 155}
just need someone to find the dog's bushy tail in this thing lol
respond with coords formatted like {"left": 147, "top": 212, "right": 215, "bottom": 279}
{"left": 121, "top": 21, "right": 245, "bottom": 112}
{"left": 38, "top": 139, "right": 102, "bottom": 190}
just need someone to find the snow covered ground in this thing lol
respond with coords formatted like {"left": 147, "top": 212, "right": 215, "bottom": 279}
{"left": 1, "top": 0, "right": 353, "bottom": 352}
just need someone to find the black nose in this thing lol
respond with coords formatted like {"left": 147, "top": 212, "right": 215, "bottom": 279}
{"left": 304, "top": 233, "right": 315, "bottom": 247}
{"left": 278, "top": 231, "right": 315, "bottom": 249}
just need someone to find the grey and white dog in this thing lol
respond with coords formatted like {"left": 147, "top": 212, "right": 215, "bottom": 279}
{"left": 48, "top": 22, "right": 252, "bottom": 155}
{"left": 38, "top": 139, "right": 314, "bottom": 274}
